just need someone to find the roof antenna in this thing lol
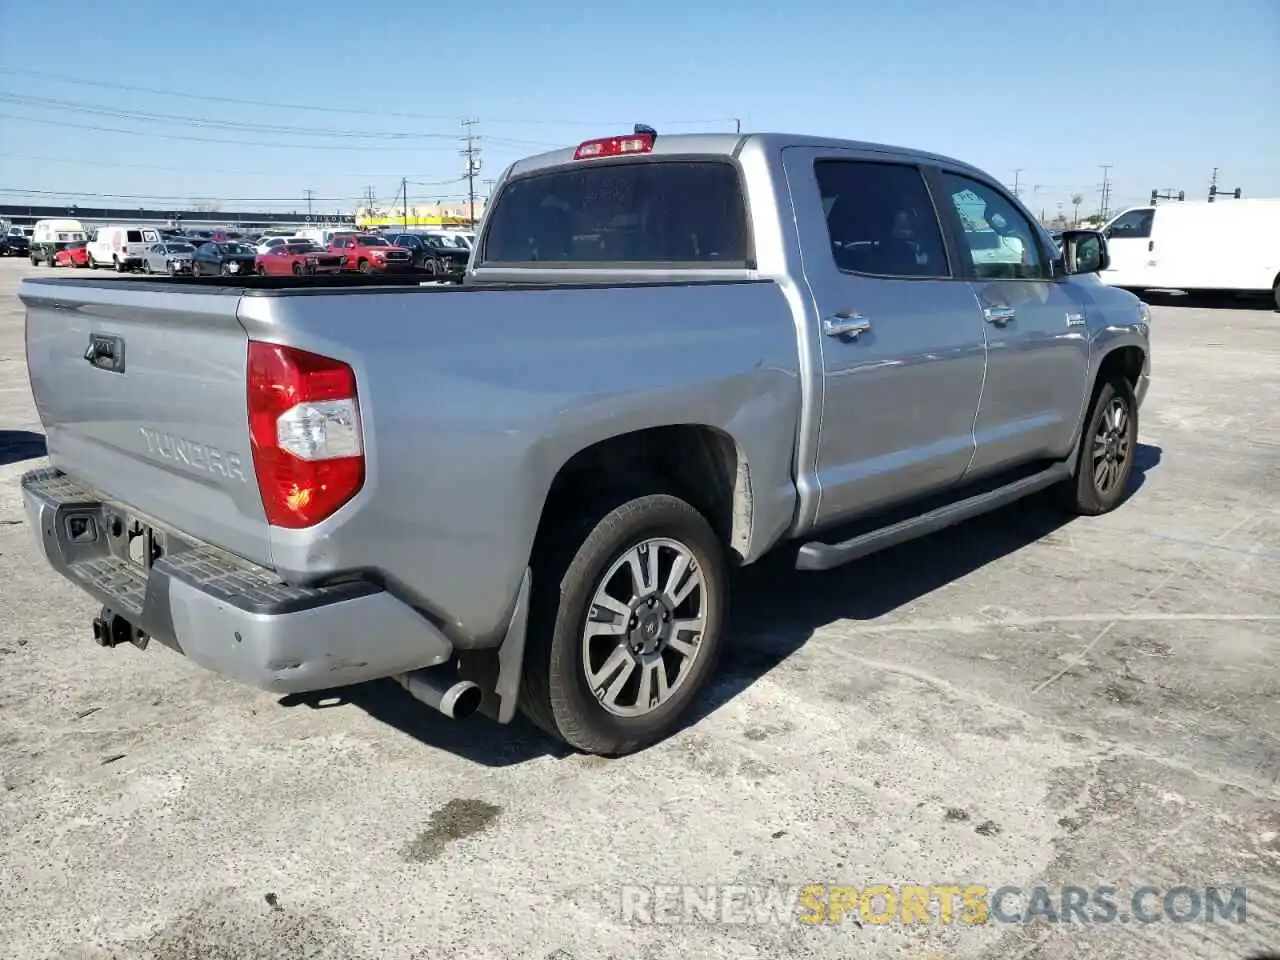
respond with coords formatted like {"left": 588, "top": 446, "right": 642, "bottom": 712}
{"left": 634, "top": 124, "right": 657, "bottom": 137}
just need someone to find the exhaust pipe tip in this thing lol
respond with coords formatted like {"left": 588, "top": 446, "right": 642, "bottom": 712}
{"left": 398, "top": 670, "right": 483, "bottom": 720}
{"left": 440, "top": 681, "right": 483, "bottom": 721}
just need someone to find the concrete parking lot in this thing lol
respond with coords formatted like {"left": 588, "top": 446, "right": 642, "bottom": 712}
{"left": 0, "top": 257, "right": 1276, "bottom": 959}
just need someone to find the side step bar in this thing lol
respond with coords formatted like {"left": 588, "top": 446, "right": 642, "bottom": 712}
{"left": 795, "top": 463, "right": 1071, "bottom": 572}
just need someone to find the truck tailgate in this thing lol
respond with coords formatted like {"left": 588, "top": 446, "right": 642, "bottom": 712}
{"left": 21, "top": 280, "right": 271, "bottom": 566}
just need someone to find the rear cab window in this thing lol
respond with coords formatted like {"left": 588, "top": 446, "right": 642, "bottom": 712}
{"left": 126, "top": 230, "right": 143, "bottom": 243}
{"left": 481, "top": 159, "right": 749, "bottom": 266}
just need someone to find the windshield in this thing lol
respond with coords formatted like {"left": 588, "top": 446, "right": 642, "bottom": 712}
{"left": 482, "top": 160, "right": 748, "bottom": 264}
{"left": 220, "top": 243, "right": 255, "bottom": 255}
{"left": 358, "top": 235, "right": 390, "bottom": 246}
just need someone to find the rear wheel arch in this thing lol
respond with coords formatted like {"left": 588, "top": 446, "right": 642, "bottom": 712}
{"left": 533, "top": 425, "right": 753, "bottom": 566}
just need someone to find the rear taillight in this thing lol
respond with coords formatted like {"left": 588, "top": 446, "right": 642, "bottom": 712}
{"left": 247, "top": 342, "right": 363, "bottom": 529}
{"left": 574, "top": 132, "right": 655, "bottom": 160}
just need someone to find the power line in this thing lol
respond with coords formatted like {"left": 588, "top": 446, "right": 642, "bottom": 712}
{"left": 0, "top": 92, "right": 466, "bottom": 140}
{"left": 0, "top": 152, "right": 467, "bottom": 180}
{"left": 0, "top": 186, "right": 371, "bottom": 202}
{"left": 0, "top": 112, "right": 466, "bottom": 151}
{"left": 0, "top": 67, "right": 738, "bottom": 129}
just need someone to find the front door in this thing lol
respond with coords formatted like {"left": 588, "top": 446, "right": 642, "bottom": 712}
{"left": 783, "top": 148, "right": 988, "bottom": 528}
{"left": 1099, "top": 207, "right": 1156, "bottom": 288}
{"left": 931, "top": 170, "right": 1092, "bottom": 476}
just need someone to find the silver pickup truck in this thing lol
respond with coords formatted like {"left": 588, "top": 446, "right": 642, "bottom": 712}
{"left": 19, "top": 130, "right": 1151, "bottom": 755}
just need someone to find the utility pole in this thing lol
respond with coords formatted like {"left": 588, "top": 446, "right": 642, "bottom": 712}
{"left": 303, "top": 188, "right": 314, "bottom": 220}
{"left": 461, "top": 119, "right": 482, "bottom": 227}
{"left": 1211, "top": 167, "right": 1218, "bottom": 190}
{"left": 734, "top": 118, "right": 741, "bottom": 134}
{"left": 482, "top": 178, "right": 497, "bottom": 203}
{"left": 401, "top": 176, "right": 408, "bottom": 230}
{"left": 1012, "top": 169, "right": 1023, "bottom": 197}
{"left": 1099, "top": 164, "right": 1113, "bottom": 220}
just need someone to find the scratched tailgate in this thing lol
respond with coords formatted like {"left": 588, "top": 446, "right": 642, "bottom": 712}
{"left": 19, "top": 277, "right": 272, "bottom": 566}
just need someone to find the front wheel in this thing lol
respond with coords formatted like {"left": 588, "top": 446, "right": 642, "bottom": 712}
{"left": 357, "top": 259, "right": 373, "bottom": 275}
{"left": 1057, "top": 374, "right": 1138, "bottom": 516}
{"left": 520, "top": 493, "right": 728, "bottom": 755}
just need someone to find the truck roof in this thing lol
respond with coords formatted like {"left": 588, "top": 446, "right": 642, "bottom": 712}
{"left": 506, "top": 132, "right": 978, "bottom": 179}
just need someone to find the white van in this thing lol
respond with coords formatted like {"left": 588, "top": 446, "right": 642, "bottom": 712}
{"left": 30, "top": 219, "right": 88, "bottom": 265}
{"left": 87, "top": 225, "right": 162, "bottom": 271}
{"left": 296, "top": 226, "right": 355, "bottom": 247}
{"left": 1099, "top": 199, "right": 1280, "bottom": 305}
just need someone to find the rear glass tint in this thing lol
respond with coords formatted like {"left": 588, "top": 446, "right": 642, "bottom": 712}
{"left": 482, "top": 160, "right": 748, "bottom": 265}
{"left": 126, "top": 230, "right": 142, "bottom": 242}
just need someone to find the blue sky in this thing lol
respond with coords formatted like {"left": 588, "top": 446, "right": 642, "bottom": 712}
{"left": 0, "top": 0, "right": 1277, "bottom": 219}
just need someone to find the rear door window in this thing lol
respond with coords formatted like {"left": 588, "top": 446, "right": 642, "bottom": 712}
{"left": 814, "top": 160, "right": 950, "bottom": 278}
{"left": 482, "top": 160, "right": 748, "bottom": 265}
{"left": 126, "top": 230, "right": 142, "bottom": 243}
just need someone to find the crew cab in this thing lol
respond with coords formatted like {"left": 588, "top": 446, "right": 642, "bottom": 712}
{"left": 328, "top": 233, "right": 413, "bottom": 273}
{"left": 18, "top": 130, "right": 1150, "bottom": 756}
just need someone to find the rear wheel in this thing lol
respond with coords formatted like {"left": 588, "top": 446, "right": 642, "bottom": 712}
{"left": 1057, "top": 374, "right": 1138, "bottom": 516}
{"left": 520, "top": 492, "right": 728, "bottom": 755}
{"left": 113, "top": 256, "right": 125, "bottom": 273}
{"left": 1272, "top": 274, "right": 1279, "bottom": 312}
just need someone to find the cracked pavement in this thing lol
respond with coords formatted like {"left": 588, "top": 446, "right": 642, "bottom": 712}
{"left": 0, "top": 260, "right": 1276, "bottom": 959}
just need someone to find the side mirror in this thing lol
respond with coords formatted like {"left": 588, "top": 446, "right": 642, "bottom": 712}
{"left": 1061, "top": 229, "right": 1109, "bottom": 275}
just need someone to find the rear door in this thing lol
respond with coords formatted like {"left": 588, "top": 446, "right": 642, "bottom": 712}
{"left": 21, "top": 282, "right": 271, "bottom": 564}
{"left": 783, "top": 147, "right": 988, "bottom": 526}
{"left": 1100, "top": 207, "right": 1155, "bottom": 288}
{"left": 931, "top": 169, "right": 1091, "bottom": 475}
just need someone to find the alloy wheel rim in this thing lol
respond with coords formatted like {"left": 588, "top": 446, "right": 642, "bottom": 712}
{"left": 1091, "top": 396, "right": 1131, "bottom": 495}
{"left": 581, "top": 537, "right": 707, "bottom": 718}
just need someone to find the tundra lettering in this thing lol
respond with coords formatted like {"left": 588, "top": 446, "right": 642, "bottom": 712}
{"left": 139, "top": 426, "right": 246, "bottom": 482}
{"left": 19, "top": 130, "right": 1150, "bottom": 756}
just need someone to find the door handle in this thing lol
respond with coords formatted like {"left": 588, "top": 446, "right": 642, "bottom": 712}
{"left": 983, "top": 305, "right": 1016, "bottom": 326}
{"left": 1147, "top": 240, "right": 1154, "bottom": 252}
{"left": 823, "top": 312, "right": 872, "bottom": 340}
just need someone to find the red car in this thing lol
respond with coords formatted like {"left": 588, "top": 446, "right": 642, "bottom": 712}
{"left": 53, "top": 241, "right": 91, "bottom": 268}
{"left": 328, "top": 233, "right": 413, "bottom": 273}
{"left": 255, "top": 240, "right": 347, "bottom": 277}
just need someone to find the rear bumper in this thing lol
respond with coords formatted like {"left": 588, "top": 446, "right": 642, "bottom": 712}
{"left": 20, "top": 468, "right": 454, "bottom": 693}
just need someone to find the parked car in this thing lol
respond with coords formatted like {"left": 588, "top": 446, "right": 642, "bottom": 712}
{"left": 255, "top": 239, "right": 346, "bottom": 276}
{"left": 30, "top": 219, "right": 87, "bottom": 266}
{"left": 87, "top": 226, "right": 162, "bottom": 272}
{"left": 191, "top": 241, "right": 258, "bottom": 277}
{"left": 15, "top": 131, "right": 1150, "bottom": 756}
{"left": 387, "top": 232, "right": 469, "bottom": 277}
{"left": 141, "top": 241, "right": 198, "bottom": 275}
{"left": 0, "top": 230, "right": 30, "bottom": 258}
{"left": 254, "top": 235, "right": 305, "bottom": 255}
{"left": 329, "top": 233, "right": 413, "bottom": 273}
{"left": 53, "top": 241, "right": 91, "bottom": 268}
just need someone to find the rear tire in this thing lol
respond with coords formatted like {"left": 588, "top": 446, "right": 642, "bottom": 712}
{"left": 1056, "top": 374, "right": 1138, "bottom": 516}
{"left": 113, "top": 256, "right": 125, "bottom": 273}
{"left": 1271, "top": 274, "right": 1279, "bottom": 312}
{"left": 520, "top": 492, "right": 728, "bottom": 755}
